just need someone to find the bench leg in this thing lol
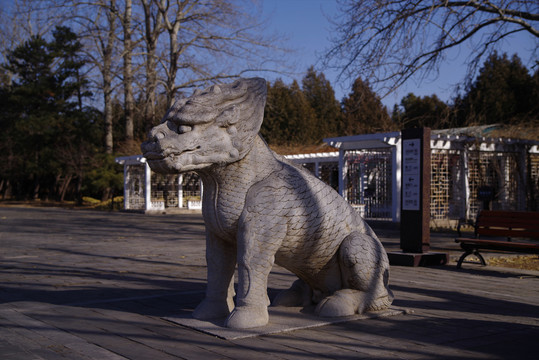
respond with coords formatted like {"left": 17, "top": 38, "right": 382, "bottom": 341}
{"left": 456, "top": 252, "right": 469, "bottom": 269}
{"left": 475, "top": 251, "right": 487, "bottom": 266}
{"left": 456, "top": 249, "right": 487, "bottom": 269}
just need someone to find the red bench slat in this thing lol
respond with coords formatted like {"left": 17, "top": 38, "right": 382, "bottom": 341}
{"left": 455, "top": 210, "right": 539, "bottom": 268}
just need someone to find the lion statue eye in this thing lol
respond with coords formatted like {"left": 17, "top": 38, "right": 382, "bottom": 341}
{"left": 178, "top": 125, "right": 192, "bottom": 134}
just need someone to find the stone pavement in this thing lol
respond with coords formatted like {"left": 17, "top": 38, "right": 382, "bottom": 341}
{"left": 1, "top": 206, "right": 538, "bottom": 359}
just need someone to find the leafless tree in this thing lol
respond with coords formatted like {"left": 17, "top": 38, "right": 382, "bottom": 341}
{"left": 137, "top": 0, "right": 285, "bottom": 130}
{"left": 122, "top": 0, "right": 136, "bottom": 141}
{"left": 37, "top": 0, "right": 122, "bottom": 154}
{"left": 140, "top": 0, "right": 164, "bottom": 131}
{"left": 78, "top": 0, "right": 120, "bottom": 154}
{"left": 152, "top": 0, "right": 283, "bottom": 109}
{"left": 3, "top": 0, "right": 287, "bottom": 148}
{"left": 323, "top": 0, "right": 539, "bottom": 95}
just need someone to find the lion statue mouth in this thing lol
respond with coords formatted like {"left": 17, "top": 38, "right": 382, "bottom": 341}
{"left": 143, "top": 146, "right": 200, "bottom": 161}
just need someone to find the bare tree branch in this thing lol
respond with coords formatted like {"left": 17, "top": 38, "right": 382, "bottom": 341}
{"left": 3, "top": 0, "right": 290, "bottom": 144}
{"left": 323, "top": 0, "right": 539, "bottom": 96}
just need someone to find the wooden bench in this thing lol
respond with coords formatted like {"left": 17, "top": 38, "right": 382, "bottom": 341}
{"left": 454, "top": 210, "right": 539, "bottom": 269}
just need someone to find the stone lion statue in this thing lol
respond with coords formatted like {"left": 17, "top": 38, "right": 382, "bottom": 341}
{"left": 141, "top": 78, "right": 393, "bottom": 329}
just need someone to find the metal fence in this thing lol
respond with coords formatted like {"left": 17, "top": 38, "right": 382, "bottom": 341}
{"left": 343, "top": 149, "right": 393, "bottom": 220}
{"left": 430, "top": 148, "right": 538, "bottom": 222}
{"left": 430, "top": 149, "right": 464, "bottom": 221}
{"left": 179, "top": 172, "right": 202, "bottom": 206}
{"left": 125, "top": 164, "right": 145, "bottom": 210}
{"left": 120, "top": 140, "right": 539, "bottom": 220}
{"left": 150, "top": 171, "right": 201, "bottom": 208}
{"left": 530, "top": 153, "right": 539, "bottom": 211}
{"left": 150, "top": 173, "right": 180, "bottom": 208}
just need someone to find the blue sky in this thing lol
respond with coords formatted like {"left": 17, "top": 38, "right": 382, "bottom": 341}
{"left": 2, "top": 0, "right": 535, "bottom": 109}
{"left": 259, "top": 0, "right": 538, "bottom": 109}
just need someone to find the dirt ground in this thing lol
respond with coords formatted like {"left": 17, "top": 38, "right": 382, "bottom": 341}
{"left": 487, "top": 255, "right": 539, "bottom": 271}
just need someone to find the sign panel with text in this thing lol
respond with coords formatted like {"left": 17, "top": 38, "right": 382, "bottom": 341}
{"left": 402, "top": 139, "right": 421, "bottom": 210}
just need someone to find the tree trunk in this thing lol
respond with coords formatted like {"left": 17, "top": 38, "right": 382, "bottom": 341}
{"left": 2, "top": 180, "right": 11, "bottom": 200}
{"left": 104, "top": 76, "right": 114, "bottom": 154}
{"left": 59, "top": 174, "right": 73, "bottom": 202}
{"left": 103, "top": 1, "right": 117, "bottom": 154}
{"left": 157, "top": 0, "right": 181, "bottom": 109}
{"left": 33, "top": 178, "right": 40, "bottom": 200}
{"left": 101, "top": 186, "right": 111, "bottom": 202}
{"left": 142, "top": 0, "right": 163, "bottom": 132}
{"left": 123, "top": 0, "right": 134, "bottom": 141}
{"left": 76, "top": 174, "right": 84, "bottom": 205}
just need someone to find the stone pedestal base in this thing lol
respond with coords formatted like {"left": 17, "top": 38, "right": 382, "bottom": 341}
{"left": 388, "top": 252, "right": 449, "bottom": 267}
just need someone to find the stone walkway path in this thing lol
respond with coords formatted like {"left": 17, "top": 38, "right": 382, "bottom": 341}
{"left": 1, "top": 206, "right": 538, "bottom": 359}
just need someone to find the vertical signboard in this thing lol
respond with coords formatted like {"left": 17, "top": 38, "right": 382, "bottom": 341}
{"left": 400, "top": 128, "right": 431, "bottom": 254}
{"left": 402, "top": 139, "right": 421, "bottom": 211}
{"left": 388, "top": 127, "right": 448, "bottom": 266}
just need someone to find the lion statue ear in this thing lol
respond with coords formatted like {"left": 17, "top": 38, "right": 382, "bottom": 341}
{"left": 219, "top": 77, "right": 267, "bottom": 157}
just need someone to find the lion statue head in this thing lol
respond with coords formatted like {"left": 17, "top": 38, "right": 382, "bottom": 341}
{"left": 141, "top": 77, "right": 267, "bottom": 173}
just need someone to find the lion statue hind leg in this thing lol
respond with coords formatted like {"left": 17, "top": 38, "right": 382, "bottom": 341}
{"left": 315, "top": 231, "right": 393, "bottom": 317}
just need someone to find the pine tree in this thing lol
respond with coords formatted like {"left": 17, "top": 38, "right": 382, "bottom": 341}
{"left": 261, "top": 79, "right": 317, "bottom": 146}
{"left": 456, "top": 52, "right": 537, "bottom": 125}
{"left": 301, "top": 66, "right": 342, "bottom": 140}
{"left": 396, "top": 93, "right": 450, "bottom": 129}
{"left": 1, "top": 26, "right": 98, "bottom": 200}
{"left": 261, "top": 79, "right": 291, "bottom": 145}
{"left": 340, "top": 77, "right": 394, "bottom": 135}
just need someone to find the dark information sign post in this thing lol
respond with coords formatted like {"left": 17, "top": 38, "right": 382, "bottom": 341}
{"left": 388, "top": 128, "right": 449, "bottom": 266}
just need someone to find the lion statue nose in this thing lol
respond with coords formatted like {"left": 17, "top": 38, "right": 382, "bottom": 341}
{"left": 150, "top": 130, "right": 166, "bottom": 141}
{"left": 148, "top": 122, "right": 169, "bottom": 141}
{"left": 141, "top": 126, "right": 165, "bottom": 154}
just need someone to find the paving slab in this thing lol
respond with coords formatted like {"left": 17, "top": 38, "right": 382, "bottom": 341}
{"left": 164, "top": 306, "right": 406, "bottom": 340}
{"left": 1, "top": 206, "right": 538, "bottom": 359}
